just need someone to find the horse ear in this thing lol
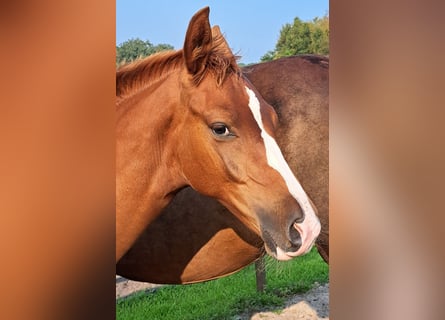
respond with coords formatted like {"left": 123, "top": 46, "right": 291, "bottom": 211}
{"left": 211, "top": 25, "right": 222, "bottom": 38}
{"left": 211, "top": 25, "right": 231, "bottom": 51}
{"left": 183, "top": 7, "right": 212, "bottom": 75}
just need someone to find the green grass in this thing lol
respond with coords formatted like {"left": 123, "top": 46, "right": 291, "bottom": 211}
{"left": 116, "top": 248, "right": 328, "bottom": 320}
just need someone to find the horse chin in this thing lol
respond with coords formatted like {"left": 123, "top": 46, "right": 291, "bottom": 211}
{"left": 277, "top": 241, "right": 317, "bottom": 260}
{"left": 261, "top": 229, "right": 291, "bottom": 261}
{"left": 263, "top": 242, "right": 292, "bottom": 261}
{"left": 262, "top": 228, "right": 317, "bottom": 261}
{"left": 274, "top": 247, "right": 294, "bottom": 261}
{"left": 266, "top": 243, "right": 316, "bottom": 261}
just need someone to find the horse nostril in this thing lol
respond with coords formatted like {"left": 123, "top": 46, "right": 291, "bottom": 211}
{"left": 288, "top": 223, "right": 302, "bottom": 248}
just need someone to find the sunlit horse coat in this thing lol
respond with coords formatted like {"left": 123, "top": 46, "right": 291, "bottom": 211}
{"left": 117, "top": 54, "right": 329, "bottom": 284}
{"left": 116, "top": 7, "right": 320, "bottom": 267}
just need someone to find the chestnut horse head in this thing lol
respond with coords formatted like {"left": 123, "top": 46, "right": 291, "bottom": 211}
{"left": 116, "top": 7, "right": 320, "bottom": 261}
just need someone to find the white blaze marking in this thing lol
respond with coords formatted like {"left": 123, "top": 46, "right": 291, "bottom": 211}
{"left": 245, "top": 86, "right": 321, "bottom": 258}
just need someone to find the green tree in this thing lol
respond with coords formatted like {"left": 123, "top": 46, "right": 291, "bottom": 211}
{"left": 261, "top": 14, "right": 329, "bottom": 62}
{"left": 309, "top": 16, "right": 329, "bottom": 54}
{"left": 116, "top": 38, "right": 174, "bottom": 65}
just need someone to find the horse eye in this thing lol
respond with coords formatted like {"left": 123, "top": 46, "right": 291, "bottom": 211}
{"left": 211, "top": 123, "right": 231, "bottom": 137}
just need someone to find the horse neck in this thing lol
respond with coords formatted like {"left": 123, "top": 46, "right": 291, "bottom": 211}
{"left": 117, "top": 71, "right": 187, "bottom": 192}
{"left": 116, "top": 72, "right": 186, "bottom": 260}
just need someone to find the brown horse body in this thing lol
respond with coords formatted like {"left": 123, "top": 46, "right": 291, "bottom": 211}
{"left": 116, "top": 8, "right": 320, "bottom": 264}
{"left": 117, "top": 55, "right": 329, "bottom": 283}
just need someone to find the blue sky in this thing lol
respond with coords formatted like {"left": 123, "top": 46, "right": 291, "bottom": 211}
{"left": 116, "top": 1, "right": 328, "bottom": 64}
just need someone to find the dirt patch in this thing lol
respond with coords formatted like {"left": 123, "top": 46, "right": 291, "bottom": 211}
{"left": 116, "top": 277, "right": 329, "bottom": 319}
{"left": 247, "top": 283, "right": 329, "bottom": 320}
{"left": 116, "top": 276, "right": 163, "bottom": 299}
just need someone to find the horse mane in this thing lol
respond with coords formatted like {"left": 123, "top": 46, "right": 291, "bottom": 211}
{"left": 116, "top": 33, "right": 240, "bottom": 101}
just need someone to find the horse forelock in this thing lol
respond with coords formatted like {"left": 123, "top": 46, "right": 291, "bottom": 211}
{"left": 116, "top": 33, "right": 241, "bottom": 103}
